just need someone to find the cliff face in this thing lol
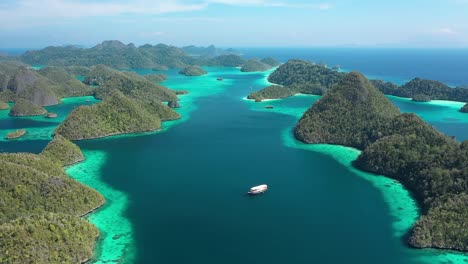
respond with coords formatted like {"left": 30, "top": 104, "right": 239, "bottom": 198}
{"left": 5, "top": 67, "right": 60, "bottom": 106}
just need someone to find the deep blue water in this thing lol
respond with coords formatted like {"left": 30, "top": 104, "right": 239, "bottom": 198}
{"left": 0, "top": 48, "right": 31, "bottom": 55}
{"left": 240, "top": 48, "right": 468, "bottom": 86}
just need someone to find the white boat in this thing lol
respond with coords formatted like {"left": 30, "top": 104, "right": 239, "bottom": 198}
{"left": 248, "top": 184, "right": 268, "bottom": 195}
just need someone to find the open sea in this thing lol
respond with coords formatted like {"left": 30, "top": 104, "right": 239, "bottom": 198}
{"left": 0, "top": 48, "right": 467, "bottom": 264}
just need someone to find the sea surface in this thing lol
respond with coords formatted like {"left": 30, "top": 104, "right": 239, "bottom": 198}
{"left": 0, "top": 49, "right": 467, "bottom": 264}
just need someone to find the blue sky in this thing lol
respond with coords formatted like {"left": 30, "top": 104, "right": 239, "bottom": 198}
{"left": 0, "top": 0, "right": 467, "bottom": 48}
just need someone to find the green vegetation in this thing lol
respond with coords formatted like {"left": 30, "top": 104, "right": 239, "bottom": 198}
{"left": 63, "top": 65, "right": 91, "bottom": 76}
{"left": 38, "top": 66, "right": 93, "bottom": 97}
{"left": 21, "top": 41, "right": 196, "bottom": 69}
{"left": 145, "top": 73, "right": 167, "bottom": 83}
{"left": 247, "top": 60, "right": 343, "bottom": 100}
{"left": 295, "top": 72, "right": 399, "bottom": 149}
{"left": 5, "top": 129, "right": 26, "bottom": 139}
{"left": 372, "top": 78, "right": 468, "bottom": 102}
{"left": 179, "top": 66, "right": 207, "bottom": 76}
{"left": 9, "top": 98, "right": 47, "bottom": 117}
{"left": 0, "top": 213, "right": 98, "bottom": 264}
{"left": 3, "top": 66, "right": 59, "bottom": 106}
{"left": 0, "top": 62, "right": 93, "bottom": 108}
{"left": 268, "top": 59, "right": 345, "bottom": 88}
{"left": 0, "top": 134, "right": 104, "bottom": 262}
{"left": 0, "top": 152, "right": 104, "bottom": 222}
{"left": 240, "top": 59, "right": 272, "bottom": 72}
{"left": 460, "top": 103, "right": 468, "bottom": 113}
{"left": 247, "top": 85, "right": 296, "bottom": 101}
{"left": 0, "top": 100, "right": 9, "bottom": 110}
{"left": 205, "top": 54, "right": 246, "bottom": 67}
{"left": 260, "top": 57, "right": 280, "bottom": 67}
{"left": 295, "top": 72, "right": 468, "bottom": 251}
{"left": 82, "top": 64, "right": 120, "bottom": 86}
{"left": 55, "top": 90, "right": 162, "bottom": 140}
{"left": 41, "top": 135, "right": 84, "bottom": 166}
{"left": 94, "top": 71, "right": 180, "bottom": 120}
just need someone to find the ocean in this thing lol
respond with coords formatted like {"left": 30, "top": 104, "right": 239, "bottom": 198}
{"left": 0, "top": 49, "right": 467, "bottom": 264}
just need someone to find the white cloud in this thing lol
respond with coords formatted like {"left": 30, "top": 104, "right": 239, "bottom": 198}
{"left": 434, "top": 27, "right": 460, "bottom": 36}
{"left": 206, "top": 0, "right": 332, "bottom": 9}
{"left": 0, "top": 0, "right": 207, "bottom": 29}
{"left": 0, "top": 0, "right": 332, "bottom": 30}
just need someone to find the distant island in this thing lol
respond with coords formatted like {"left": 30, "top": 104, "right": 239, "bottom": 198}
{"left": 248, "top": 59, "right": 468, "bottom": 112}
{"left": 240, "top": 59, "right": 273, "bottom": 72}
{"left": 295, "top": 72, "right": 468, "bottom": 252}
{"left": 248, "top": 59, "right": 344, "bottom": 101}
{"left": 181, "top": 45, "right": 241, "bottom": 57}
{"left": 371, "top": 78, "right": 468, "bottom": 103}
{"left": 179, "top": 66, "right": 207, "bottom": 76}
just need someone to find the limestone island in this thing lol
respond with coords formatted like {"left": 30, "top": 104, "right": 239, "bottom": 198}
{"left": 247, "top": 59, "right": 344, "bottom": 100}
{"left": 41, "top": 135, "right": 85, "bottom": 166}
{"left": 371, "top": 78, "right": 468, "bottom": 102}
{"left": 240, "top": 59, "right": 272, "bottom": 72}
{"left": 55, "top": 90, "right": 164, "bottom": 140}
{"left": 9, "top": 99, "right": 47, "bottom": 117}
{"left": 206, "top": 54, "right": 246, "bottom": 67}
{"left": 295, "top": 72, "right": 468, "bottom": 252}
{"left": 179, "top": 66, "right": 207, "bottom": 76}
{"left": 248, "top": 85, "right": 296, "bottom": 101}
{"left": 0, "top": 63, "right": 93, "bottom": 107}
{"left": 461, "top": 103, "right": 468, "bottom": 113}
{"left": 5, "top": 129, "right": 26, "bottom": 139}
{"left": 0, "top": 148, "right": 105, "bottom": 263}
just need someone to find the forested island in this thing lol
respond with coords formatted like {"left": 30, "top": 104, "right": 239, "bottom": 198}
{"left": 0, "top": 136, "right": 105, "bottom": 263}
{"left": 179, "top": 66, "right": 207, "bottom": 76}
{"left": 181, "top": 45, "right": 241, "bottom": 57}
{"left": 240, "top": 59, "right": 273, "bottom": 72}
{"left": 248, "top": 59, "right": 344, "bottom": 101}
{"left": 295, "top": 72, "right": 468, "bottom": 251}
{"left": 371, "top": 78, "right": 468, "bottom": 103}
{"left": 55, "top": 90, "right": 163, "bottom": 140}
